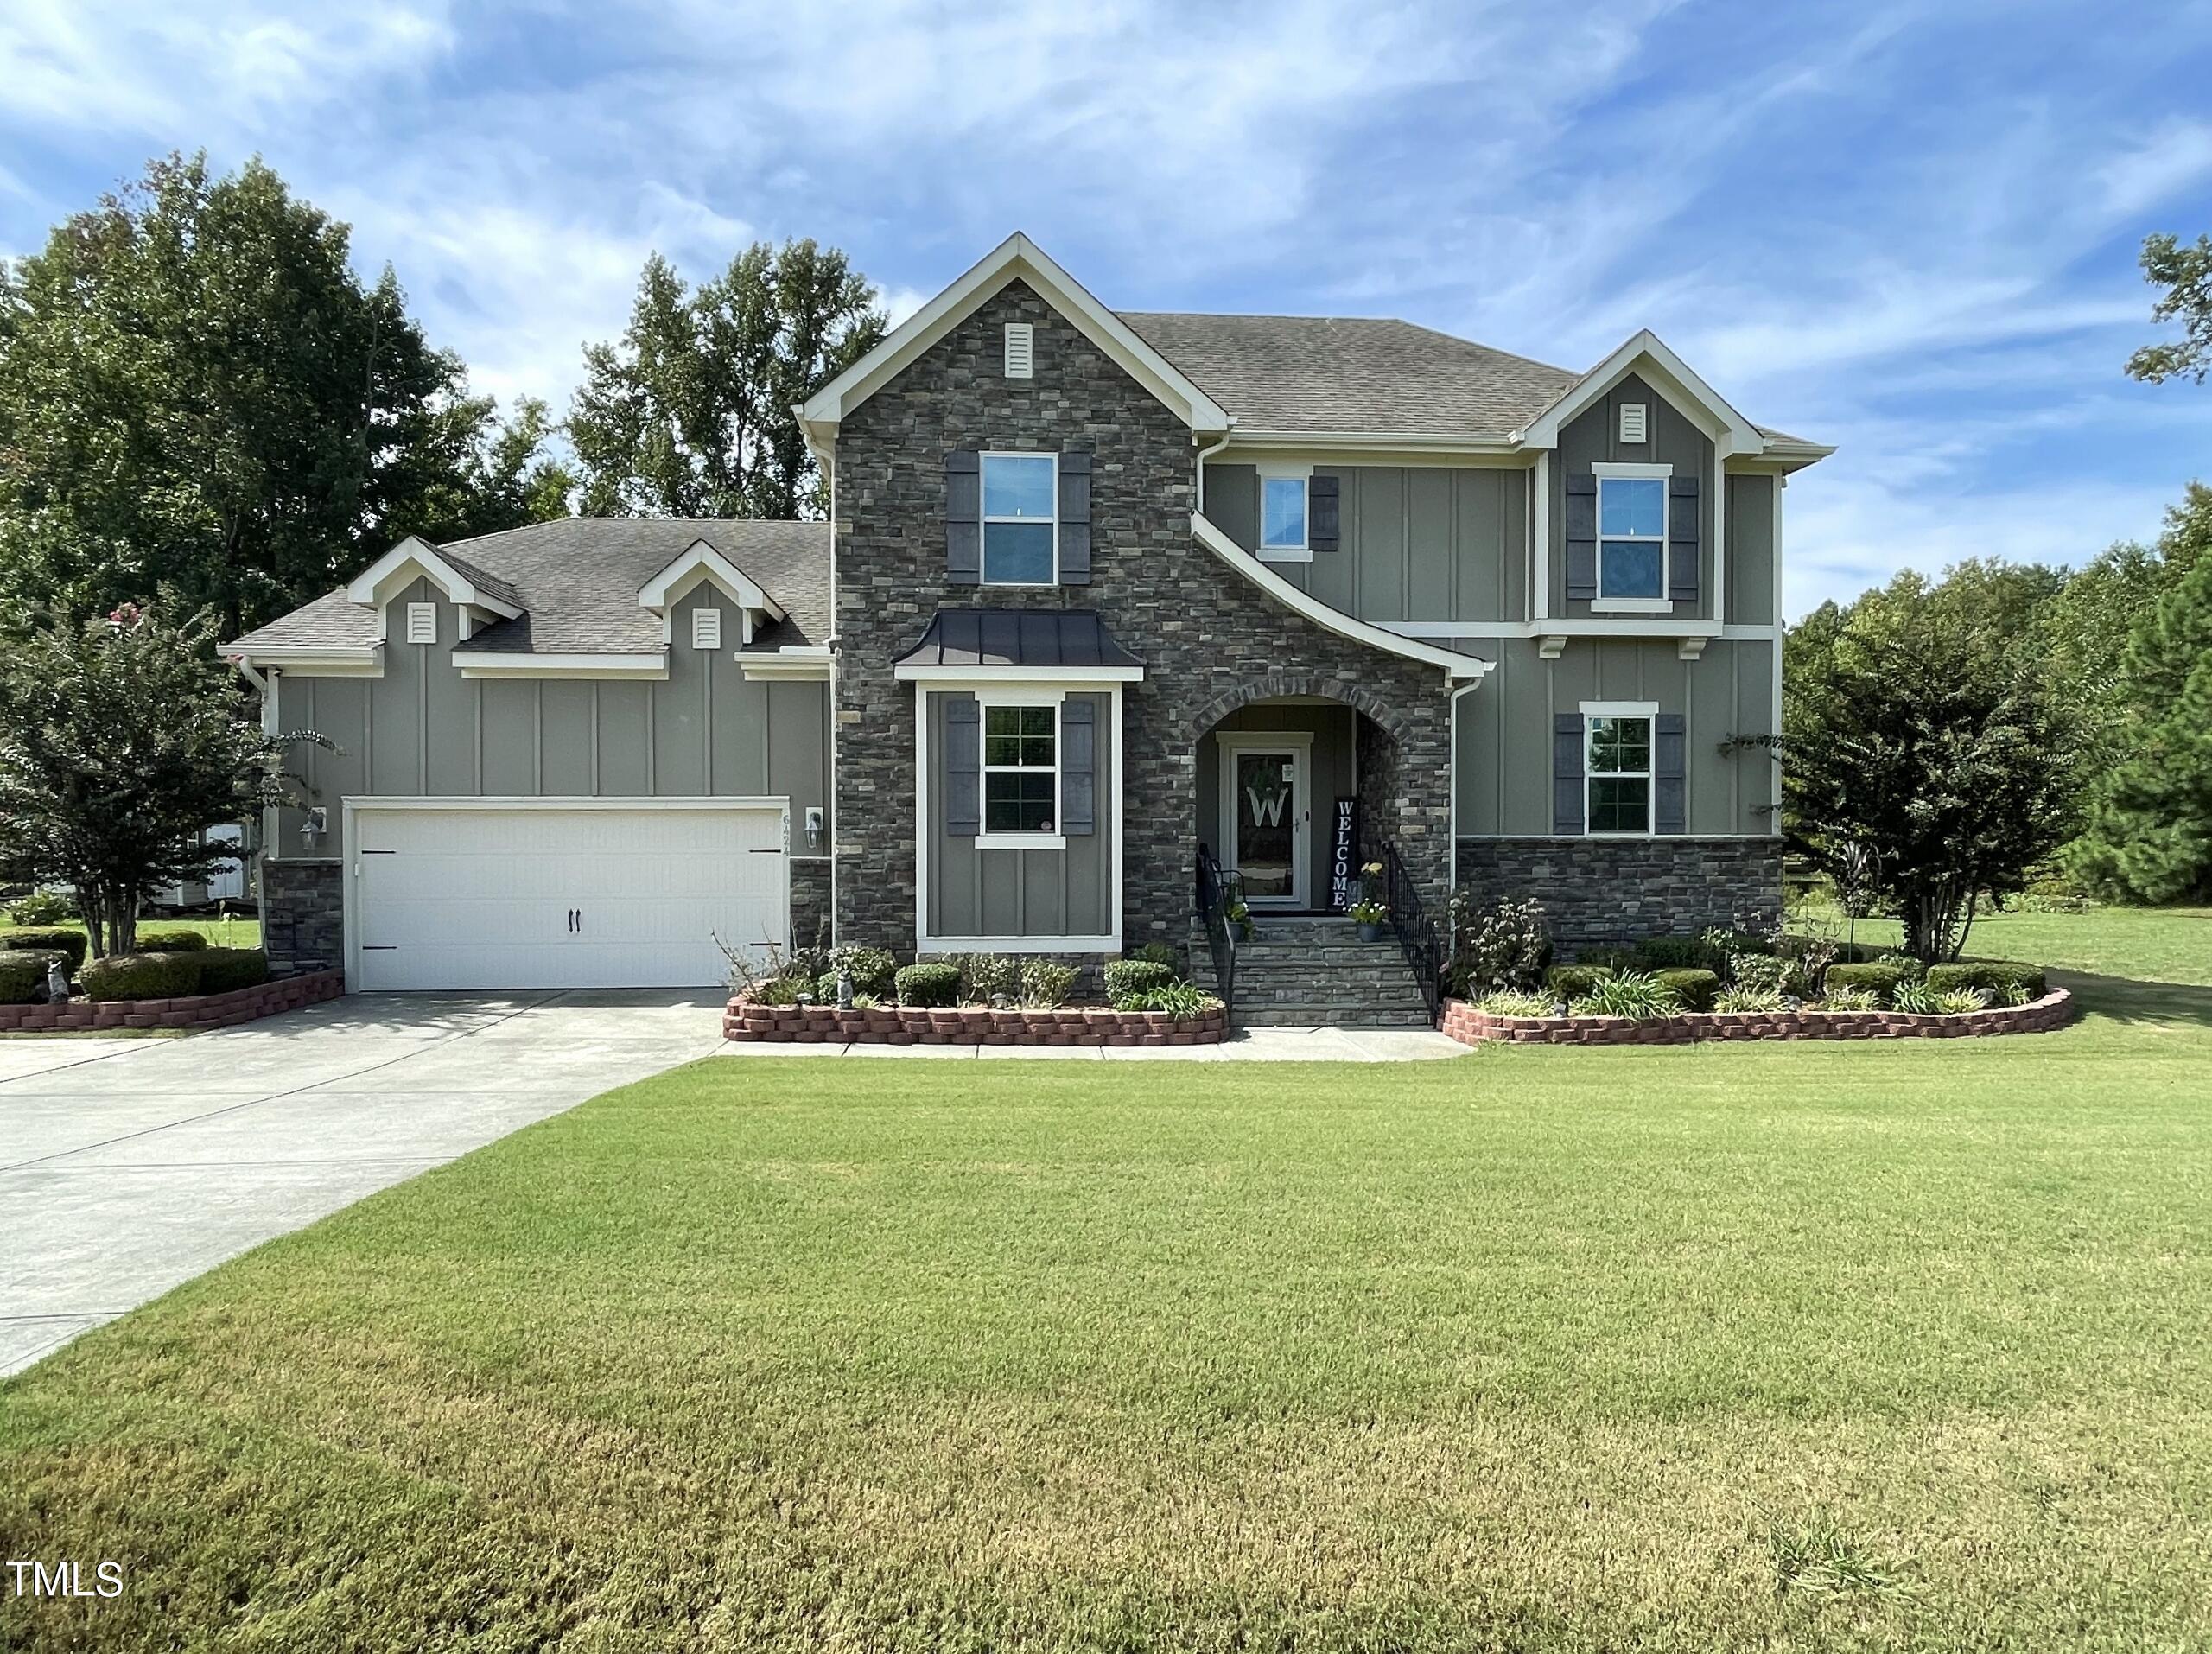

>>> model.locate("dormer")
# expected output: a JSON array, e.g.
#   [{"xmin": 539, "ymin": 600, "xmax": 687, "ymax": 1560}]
[
  {"xmin": 346, "ymin": 536, "xmax": 526, "ymax": 643},
  {"xmin": 637, "ymin": 538, "xmax": 787, "ymax": 647}
]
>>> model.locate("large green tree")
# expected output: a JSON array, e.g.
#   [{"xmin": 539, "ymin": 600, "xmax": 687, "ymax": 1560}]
[
  {"xmin": 0, "ymin": 153, "xmax": 570, "ymax": 637},
  {"xmin": 1783, "ymin": 572, "xmax": 2076, "ymax": 961},
  {"xmin": 2126, "ymin": 230, "xmax": 2212, "ymax": 384},
  {"xmin": 2066, "ymin": 546, "xmax": 2212, "ymax": 903},
  {"xmin": 0, "ymin": 605, "xmax": 308, "ymax": 957},
  {"xmin": 569, "ymin": 239, "xmax": 886, "ymax": 519}
]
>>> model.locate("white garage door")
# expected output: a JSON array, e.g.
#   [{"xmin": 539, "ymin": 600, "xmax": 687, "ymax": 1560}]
[{"xmin": 350, "ymin": 802, "xmax": 788, "ymax": 991}]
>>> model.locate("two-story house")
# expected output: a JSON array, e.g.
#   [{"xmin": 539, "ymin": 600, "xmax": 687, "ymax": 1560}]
[{"xmin": 226, "ymin": 233, "xmax": 1827, "ymax": 1017}]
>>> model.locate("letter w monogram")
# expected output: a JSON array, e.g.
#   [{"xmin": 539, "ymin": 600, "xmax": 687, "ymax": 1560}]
[{"xmin": 1245, "ymin": 788, "xmax": 1287, "ymax": 828}]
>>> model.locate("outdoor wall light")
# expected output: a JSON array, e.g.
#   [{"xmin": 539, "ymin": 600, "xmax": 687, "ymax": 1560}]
[
  {"xmin": 299, "ymin": 806, "xmax": 327, "ymax": 849},
  {"xmin": 804, "ymin": 805, "xmax": 824, "ymax": 850}
]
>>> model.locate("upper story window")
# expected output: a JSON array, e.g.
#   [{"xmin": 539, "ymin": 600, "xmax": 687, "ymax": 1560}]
[
  {"xmin": 1594, "ymin": 464, "xmax": 1668, "ymax": 601},
  {"xmin": 982, "ymin": 452, "xmax": 1057, "ymax": 584},
  {"xmin": 1586, "ymin": 711, "xmax": 1653, "ymax": 835},
  {"xmin": 1259, "ymin": 470, "xmax": 1309, "ymax": 558},
  {"xmin": 982, "ymin": 703, "xmax": 1057, "ymax": 833}
]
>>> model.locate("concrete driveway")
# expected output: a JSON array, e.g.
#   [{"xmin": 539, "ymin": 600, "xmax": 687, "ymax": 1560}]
[{"xmin": 0, "ymin": 991, "xmax": 727, "ymax": 1376}]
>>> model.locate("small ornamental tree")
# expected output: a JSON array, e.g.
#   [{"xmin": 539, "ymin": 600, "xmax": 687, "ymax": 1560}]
[
  {"xmin": 1783, "ymin": 574, "xmax": 2075, "ymax": 962},
  {"xmin": 0, "ymin": 605, "xmax": 307, "ymax": 957}
]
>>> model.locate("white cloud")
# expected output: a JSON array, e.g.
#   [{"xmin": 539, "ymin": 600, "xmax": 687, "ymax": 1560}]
[{"xmin": 2095, "ymin": 118, "xmax": 2212, "ymax": 218}]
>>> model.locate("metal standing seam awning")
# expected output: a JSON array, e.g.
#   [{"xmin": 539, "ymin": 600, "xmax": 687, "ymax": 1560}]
[{"xmin": 893, "ymin": 608, "xmax": 1147, "ymax": 677}]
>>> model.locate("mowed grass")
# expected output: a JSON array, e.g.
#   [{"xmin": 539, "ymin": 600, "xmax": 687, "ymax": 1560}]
[{"xmin": 3, "ymin": 918, "xmax": 2209, "ymax": 1651}]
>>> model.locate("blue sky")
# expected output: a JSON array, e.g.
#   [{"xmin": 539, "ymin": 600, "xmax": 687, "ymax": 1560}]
[{"xmin": 4, "ymin": 0, "xmax": 2211, "ymax": 616}]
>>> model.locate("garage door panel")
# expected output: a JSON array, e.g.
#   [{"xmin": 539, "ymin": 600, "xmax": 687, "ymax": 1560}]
[{"xmin": 350, "ymin": 804, "xmax": 786, "ymax": 991}]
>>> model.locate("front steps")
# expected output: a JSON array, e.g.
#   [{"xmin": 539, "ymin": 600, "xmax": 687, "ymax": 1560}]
[{"xmin": 1188, "ymin": 915, "xmax": 1435, "ymax": 1028}]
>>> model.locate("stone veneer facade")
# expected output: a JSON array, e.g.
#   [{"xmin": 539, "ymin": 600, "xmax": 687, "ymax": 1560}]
[
  {"xmin": 261, "ymin": 860, "xmax": 345, "ymax": 976},
  {"xmin": 787, "ymin": 858, "xmax": 833, "ymax": 955},
  {"xmin": 1454, "ymin": 837, "xmax": 1783, "ymax": 956},
  {"xmin": 832, "ymin": 280, "xmax": 1456, "ymax": 957}
]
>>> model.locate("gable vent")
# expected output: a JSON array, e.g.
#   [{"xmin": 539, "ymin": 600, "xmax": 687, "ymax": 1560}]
[
  {"xmin": 405, "ymin": 601, "xmax": 436, "ymax": 645},
  {"xmin": 692, "ymin": 607, "xmax": 723, "ymax": 651},
  {"xmin": 1003, "ymin": 322, "xmax": 1034, "ymax": 379},
  {"xmin": 1618, "ymin": 402, "xmax": 1649, "ymax": 445}
]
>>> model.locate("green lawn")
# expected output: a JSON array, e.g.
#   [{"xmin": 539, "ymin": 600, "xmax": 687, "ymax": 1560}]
[
  {"xmin": 1804, "ymin": 901, "xmax": 2212, "ymax": 987},
  {"xmin": 62, "ymin": 913, "xmax": 264, "ymax": 951},
  {"xmin": 3, "ymin": 916, "xmax": 2209, "ymax": 1650}
]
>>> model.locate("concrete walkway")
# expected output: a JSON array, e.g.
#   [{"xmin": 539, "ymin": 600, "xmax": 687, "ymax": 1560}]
[
  {"xmin": 0, "ymin": 991, "xmax": 726, "ymax": 1376},
  {"xmin": 715, "ymin": 1026, "xmax": 1471, "ymax": 1061}
]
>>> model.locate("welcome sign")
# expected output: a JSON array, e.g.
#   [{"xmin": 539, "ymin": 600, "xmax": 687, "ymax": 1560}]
[{"xmin": 1329, "ymin": 798, "xmax": 1358, "ymax": 912}]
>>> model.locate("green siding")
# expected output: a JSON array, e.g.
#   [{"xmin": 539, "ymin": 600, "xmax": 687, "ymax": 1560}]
[
  {"xmin": 1726, "ymin": 473, "xmax": 1777, "ymax": 627},
  {"xmin": 1548, "ymin": 373, "xmax": 1716, "ymax": 620}
]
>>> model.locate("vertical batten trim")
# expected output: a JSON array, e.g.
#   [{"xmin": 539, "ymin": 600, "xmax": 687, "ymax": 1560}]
[
  {"xmin": 1770, "ymin": 479, "xmax": 1785, "ymax": 831},
  {"xmin": 590, "ymin": 683, "xmax": 601, "ymax": 796},
  {"xmin": 531, "ymin": 681, "xmax": 543, "ymax": 793},
  {"xmin": 702, "ymin": 649, "xmax": 715, "ymax": 793},
  {"xmin": 1531, "ymin": 453, "xmax": 1550, "ymax": 622}
]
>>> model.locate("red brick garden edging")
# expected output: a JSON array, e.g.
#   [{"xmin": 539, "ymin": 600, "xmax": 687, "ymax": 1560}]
[
  {"xmin": 0, "ymin": 969, "xmax": 346, "ymax": 1034},
  {"xmin": 724, "ymin": 995, "xmax": 1228, "ymax": 1046},
  {"xmin": 1440, "ymin": 987, "xmax": 2075, "ymax": 1046}
]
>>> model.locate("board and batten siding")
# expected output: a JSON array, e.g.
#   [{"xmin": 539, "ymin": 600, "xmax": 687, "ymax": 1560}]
[
  {"xmin": 1452, "ymin": 637, "xmax": 1777, "ymax": 838},
  {"xmin": 1548, "ymin": 372, "xmax": 1716, "ymax": 621},
  {"xmin": 925, "ymin": 689, "xmax": 1115, "ymax": 940},
  {"xmin": 1724, "ymin": 472, "xmax": 1777, "ymax": 628},
  {"xmin": 268, "ymin": 577, "xmax": 830, "ymax": 858},
  {"xmin": 1206, "ymin": 463, "xmax": 1528, "ymax": 625}
]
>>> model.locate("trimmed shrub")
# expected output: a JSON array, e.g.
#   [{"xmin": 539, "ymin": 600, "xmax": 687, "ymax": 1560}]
[
  {"xmin": 1823, "ymin": 962, "xmax": 1907, "ymax": 1005},
  {"xmin": 1568, "ymin": 971, "xmax": 1680, "ymax": 1020},
  {"xmin": 894, "ymin": 962, "xmax": 962, "ymax": 1008},
  {"xmin": 4, "ymin": 891, "xmax": 75, "ymax": 926},
  {"xmin": 1134, "ymin": 941, "xmax": 1179, "ymax": 970},
  {"xmin": 1103, "ymin": 959, "xmax": 1177, "ymax": 1004},
  {"xmin": 1116, "ymin": 983, "xmax": 1215, "ymax": 1021},
  {"xmin": 0, "ymin": 926, "xmax": 87, "ymax": 971},
  {"xmin": 827, "ymin": 945, "xmax": 898, "ymax": 1000},
  {"xmin": 1019, "ymin": 958, "xmax": 1077, "ymax": 1009},
  {"xmin": 137, "ymin": 932, "xmax": 209, "ymax": 953},
  {"xmin": 1924, "ymin": 961, "xmax": 2046, "ymax": 1001},
  {"xmin": 1653, "ymin": 967, "xmax": 1720, "ymax": 1011},
  {"xmin": 194, "ymin": 949, "xmax": 270, "ymax": 994},
  {"xmin": 0, "ymin": 949, "xmax": 58, "ymax": 1004},
  {"xmin": 1634, "ymin": 933, "xmax": 1719, "ymax": 970},
  {"xmin": 1545, "ymin": 964, "xmax": 1613, "ymax": 1001},
  {"xmin": 79, "ymin": 953, "xmax": 204, "ymax": 1002}
]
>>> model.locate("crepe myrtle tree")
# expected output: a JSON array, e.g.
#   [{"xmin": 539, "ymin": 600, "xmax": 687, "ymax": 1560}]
[
  {"xmin": 1777, "ymin": 574, "xmax": 2076, "ymax": 963},
  {"xmin": 0, "ymin": 604, "xmax": 315, "ymax": 957}
]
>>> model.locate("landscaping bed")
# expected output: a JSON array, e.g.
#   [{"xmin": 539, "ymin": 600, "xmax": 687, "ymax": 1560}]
[
  {"xmin": 727, "ymin": 945, "xmax": 1226, "ymax": 1046},
  {"xmin": 0, "ymin": 965, "xmax": 343, "ymax": 1033},
  {"xmin": 1445, "ymin": 985, "xmax": 2074, "ymax": 1045},
  {"xmin": 0, "ymin": 927, "xmax": 337, "ymax": 1034}
]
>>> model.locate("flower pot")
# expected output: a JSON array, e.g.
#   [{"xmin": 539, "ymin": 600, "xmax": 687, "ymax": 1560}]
[{"xmin": 1357, "ymin": 922, "xmax": 1384, "ymax": 943}]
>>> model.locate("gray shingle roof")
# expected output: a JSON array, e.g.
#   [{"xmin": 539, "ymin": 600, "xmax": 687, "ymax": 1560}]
[
  {"xmin": 896, "ymin": 608, "xmax": 1144, "ymax": 670},
  {"xmin": 229, "ymin": 518, "xmax": 831, "ymax": 658},
  {"xmin": 1119, "ymin": 311, "xmax": 1584, "ymax": 439}
]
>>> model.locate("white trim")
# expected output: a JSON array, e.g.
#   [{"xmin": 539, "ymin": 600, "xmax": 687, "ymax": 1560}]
[
  {"xmin": 1771, "ymin": 476, "xmax": 1785, "ymax": 831},
  {"xmin": 921, "ymin": 935, "xmax": 1122, "ymax": 956},
  {"xmin": 1590, "ymin": 461, "xmax": 1671, "ymax": 606},
  {"xmin": 1590, "ymin": 462, "xmax": 1672, "ymax": 478},
  {"xmin": 1378, "ymin": 619, "xmax": 1778, "ymax": 641},
  {"xmin": 1580, "ymin": 705, "xmax": 1656, "ymax": 839},
  {"xmin": 339, "ymin": 795, "xmax": 791, "ymax": 994},
  {"xmin": 975, "ymin": 832, "xmax": 1067, "ymax": 852},
  {"xmin": 974, "ymin": 684, "xmax": 1067, "ymax": 709},
  {"xmin": 798, "ymin": 232, "xmax": 1232, "ymax": 444},
  {"xmin": 981, "ymin": 450, "xmax": 1059, "ymax": 586},
  {"xmin": 636, "ymin": 539, "xmax": 785, "ymax": 622},
  {"xmin": 739, "ymin": 654, "xmax": 836, "ymax": 681},
  {"xmin": 228, "ymin": 646, "xmax": 384, "ymax": 677},
  {"xmin": 1592, "ymin": 598, "xmax": 1673, "ymax": 614},
  {"xmin": 1217, "ymin": 732, "xmax": 1313, "ymax": 909},
  {"xmin": 1221, "ymin": 429, "xmax": 1523, "ymax": 455},
  {"xmin": 345, "ymin": 537, "xmax": 524, "ymax": 617},
  {"xmin": 1191, "ymin": 511, "xmax": 1487, "ymax": 681},
  {"xmin": 1256, "ymin": 462, "xmax": 1313, "ymax": 561},
  {"xmin": 450, "ymin": 652, "xmax": 669, "ymax": 679},
  {"xmin": 1516, "ymin": 330, "xmax": 1764, "ymax": 458},
  {"xmin": 894, "ymin": 664, "xmax": 1145, "ymax": 685}
]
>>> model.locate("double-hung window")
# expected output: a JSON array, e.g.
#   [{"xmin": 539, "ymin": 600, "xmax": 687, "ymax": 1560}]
[
  {"xmin": 982, "ymin": 453, "xmax": 1057, "ymax": 584},
  {"xmin": 1586, "ymin": 711, "xmax": 1654, "ymax": 835},
  {"xmin": 1258, "ymin": 468, "xmax": 1309, "ymax": 560},
  {"xmin": 1593, "ymin": 463, "xmax": 1668, "ymax": 603},
  {"xmin": 982, "ymin": 704, "xmax": 1058, "ymax": 835}
]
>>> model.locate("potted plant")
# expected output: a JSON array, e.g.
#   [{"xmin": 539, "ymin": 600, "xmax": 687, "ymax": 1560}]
[{"xmin": 1349, "ymin": 862, "xmax": 1389, "ymax": 941}]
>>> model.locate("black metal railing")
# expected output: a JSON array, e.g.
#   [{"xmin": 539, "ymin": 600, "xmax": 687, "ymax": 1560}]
[
  {"xmin": 1195, "ymin": 844, "xmax": 1239, "ymax": 1027},
  {"xmin": 1380, "ymin": 843, "xmax": 1444, "ymax": 1023}
]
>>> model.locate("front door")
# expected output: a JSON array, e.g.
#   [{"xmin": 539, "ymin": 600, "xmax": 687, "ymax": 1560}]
[{"xmin": 1224, "ymin": 745, "xmax": 1306, "ymax": 909}]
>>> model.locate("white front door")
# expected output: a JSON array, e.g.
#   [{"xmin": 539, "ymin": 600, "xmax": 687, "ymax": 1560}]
[
  {"xmin": 1220, "ymin": 742, "xmax": 1307, "ymax": 910},
  {"xmin": 348, "ymin": 801, "xmax": 788, "ymax": 991}
]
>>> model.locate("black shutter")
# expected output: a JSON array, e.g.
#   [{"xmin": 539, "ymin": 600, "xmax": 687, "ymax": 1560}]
[
  {"xmin": 1058, "ymin": 452, "xmax": 1091, "ymax": 586},
  {"xmin": 946, "ymin": 450, "xmax": 981, "ymax": 585},
  {"xmin": 1554, "ymin": 713, "xmax": 1586, "ymax": 835},
  {"xmin": 1060, "ymin": 698, "xmax": 1096, "ymax": 835},
  {"xmin": 1668, "ymin": 475, "xmax": 1700, "ymax": 605},
  {"xmin": 1654, "ymin": 712, "xmax": 1687, "ymax": 834},
  {"xmin": 944, "ymin": 695, "xmax": 981, "ymax": 837},
  {"xmin": 1565, "ymin": 474, "xmax": 1598, "ymax": 601},
  {"xmin": 1309, "ymin": 473, "xmax": 1340, "ymax": 552}
]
